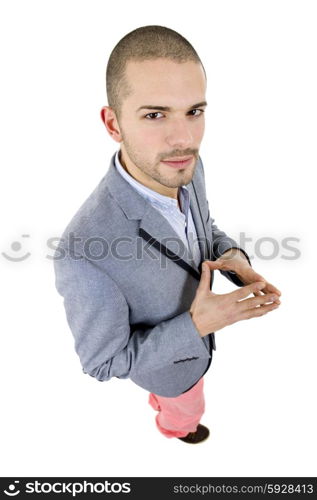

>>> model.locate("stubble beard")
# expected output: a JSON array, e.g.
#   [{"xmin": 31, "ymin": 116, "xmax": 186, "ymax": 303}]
[{"xmin": 121, "ymin": 135, "xmax": 198, "ymax": 188}]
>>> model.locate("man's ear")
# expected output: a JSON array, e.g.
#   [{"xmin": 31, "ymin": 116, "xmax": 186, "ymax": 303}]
[
  {"xmin": 100, "ymin": 106, "xmax": 107, "ymax": 124},
  {"xmin": 100, "ymin": 106, "xmax": 122, "ymax": 143}
]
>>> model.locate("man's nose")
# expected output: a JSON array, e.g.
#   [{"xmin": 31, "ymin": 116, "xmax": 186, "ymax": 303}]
[{"xmin": 165, "ymin": 119, "xmax": 193, "ymax": 148}]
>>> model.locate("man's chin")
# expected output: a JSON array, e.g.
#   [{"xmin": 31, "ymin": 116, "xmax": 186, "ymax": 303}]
[{"xmin": 162, "ymin": 172, "xmax": 195, "ymax": 188}]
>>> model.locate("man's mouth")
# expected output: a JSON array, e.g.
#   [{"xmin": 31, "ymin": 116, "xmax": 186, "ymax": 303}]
[{"xmin": 161, "ymin": 156, "xmax": 194, "ymax": 169}]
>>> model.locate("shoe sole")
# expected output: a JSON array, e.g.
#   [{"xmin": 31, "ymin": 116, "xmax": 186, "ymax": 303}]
[{"xmin": 178, "ymin": 432, "xmax": 210, "ymax": 444}]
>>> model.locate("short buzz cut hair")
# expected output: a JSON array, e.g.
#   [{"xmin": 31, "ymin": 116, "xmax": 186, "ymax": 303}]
[{"xmin": 105, "ymin": 25, "xmax": 206, "ymax": 121}]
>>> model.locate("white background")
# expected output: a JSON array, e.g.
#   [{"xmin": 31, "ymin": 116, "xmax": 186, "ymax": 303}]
[{"xmin": 0, "ymin": 0, "xmax": 316, "ymax": 477}]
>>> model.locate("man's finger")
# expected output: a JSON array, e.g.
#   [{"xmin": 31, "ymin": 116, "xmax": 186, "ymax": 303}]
[
  {"xmin": 240, "ymin": 293, "xmax": 280, "ymax": 310},
  {"xmin": 232, "ymin": 281, "xmax": 266, "ymax": 301},
  {"xmin": 204, "ymin": 259, "xmax": 229, "ymax": 271},
  {"xmin": 197, "ymin": 262, "xmax": 213, "ymax": 294},
  {"xmin": 247, "ymin": 277, "xmax": 281, "ymax": 297},
  {"xmin": 252, "ymin": 289, "xmax": 266, "ymax": 306},
  {"xmin": 263, "ymin": 281, "xmax": 282, "ymax": 296}
]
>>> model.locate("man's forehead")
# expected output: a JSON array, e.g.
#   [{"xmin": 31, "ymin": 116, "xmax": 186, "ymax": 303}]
[
  {"xmin": 125, "ymin": 58, "xmax": 204, "ymax": 76},
  {"xmin": 124, "ymin": 59, "xmax": 206, "ymax": 105}
]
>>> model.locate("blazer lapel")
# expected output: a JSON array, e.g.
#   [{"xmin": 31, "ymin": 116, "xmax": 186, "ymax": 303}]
[
  {"xmin": 138, "ymin": 204, "xmax": 202, "ymax": 281},
  {"xmin": 138, "ymin": 177, "xmax": 212, "ymax": 281},
  {"xmin": 186, "ymin": 181, "xmax": 211, "ymax": 267}
]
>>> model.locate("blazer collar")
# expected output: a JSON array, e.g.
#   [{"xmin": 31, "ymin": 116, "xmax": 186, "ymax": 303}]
[{"xmin": 104, "ymin": 152, "xmax": 209, "ymax": 280}]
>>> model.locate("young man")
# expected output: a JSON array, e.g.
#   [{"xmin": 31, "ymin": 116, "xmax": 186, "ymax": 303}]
[{"xmin": 53, "ymin": 25, "xmax": 281, "ymax": 444}]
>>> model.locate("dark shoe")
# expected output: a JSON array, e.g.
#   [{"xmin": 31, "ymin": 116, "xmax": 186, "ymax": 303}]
[{"xmin": 177, "ymin": 424, "xmax": 210, "ymax": 444}]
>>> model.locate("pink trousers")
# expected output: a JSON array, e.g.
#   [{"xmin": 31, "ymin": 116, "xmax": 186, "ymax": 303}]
[{"xmin": 148, "ymin": 377, "xmax": 205, "ymax": 438}]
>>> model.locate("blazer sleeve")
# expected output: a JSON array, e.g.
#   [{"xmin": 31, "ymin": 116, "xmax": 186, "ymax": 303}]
[{"xmin": 53, "ymin": 250, "xmax": 211, "ymax": 383}]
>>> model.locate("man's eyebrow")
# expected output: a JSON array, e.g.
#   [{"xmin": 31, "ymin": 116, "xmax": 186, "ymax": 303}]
[{"xmin": 136, "ymin": 101, "xmax": 208, "ymax": 112}]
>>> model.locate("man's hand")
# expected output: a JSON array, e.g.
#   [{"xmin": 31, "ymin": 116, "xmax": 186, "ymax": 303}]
[
  {"xmin": 189, "ymin": 263, "xmax": 281, "ymax": 338},
  {"xmin": 205, "ymin": 249, "xmax": 282, "ymax": 305}
]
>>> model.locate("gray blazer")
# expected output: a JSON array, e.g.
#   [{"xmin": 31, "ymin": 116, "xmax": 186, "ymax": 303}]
[{"xmin": 53, "ymin": 153, "xmax": 251, "ymax": 397}]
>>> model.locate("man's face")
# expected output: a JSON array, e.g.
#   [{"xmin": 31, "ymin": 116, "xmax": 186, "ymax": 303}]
[{"xmin": 115, "ymin": 58, "xmax": 207, "ymax": 191}]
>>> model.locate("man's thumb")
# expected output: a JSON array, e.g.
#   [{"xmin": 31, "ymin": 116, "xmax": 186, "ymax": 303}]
[{"xmin": 197, "ymin": 262, "xmax": 210, "ymax": 291}]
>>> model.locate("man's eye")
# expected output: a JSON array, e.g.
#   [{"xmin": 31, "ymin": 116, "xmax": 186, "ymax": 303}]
[
  {"xmin": 144, "ymin": 109, "xmax": 205, "ymax": 119},
  {"xmin": 145, "ymin": 112, "xmax": 163, "ymax": 119},
  {"xmin": 189, "ymin": 109, "xmax": 205, "ymax": 116}
]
